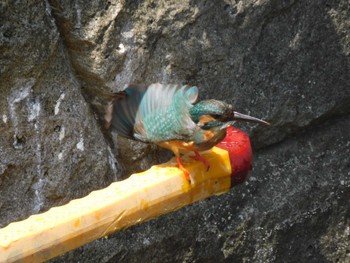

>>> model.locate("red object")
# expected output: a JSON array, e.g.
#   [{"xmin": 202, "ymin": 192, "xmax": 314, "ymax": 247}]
[{"xmin": 216, "ymin": 126, "xmax": 252, "ymax": 185}]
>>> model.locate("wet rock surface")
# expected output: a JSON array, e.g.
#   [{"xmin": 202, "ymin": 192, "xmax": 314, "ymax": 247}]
[{"xmin": 1, "ymin": 0, "xmax": 349, "ymax": 262}]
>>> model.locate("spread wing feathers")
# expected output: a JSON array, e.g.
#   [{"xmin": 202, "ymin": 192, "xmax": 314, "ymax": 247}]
[
  {"xmin": 110, "ymin": 84, "xmax": 148, "ymax": 140},
  {"xmin": 110, "ymin": 83, "xmax": 199, "ymax": 143}
]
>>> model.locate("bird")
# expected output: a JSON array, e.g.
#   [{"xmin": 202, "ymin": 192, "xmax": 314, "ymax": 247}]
[{"xmin": 105, "ymin": 83, "xmax": 269, "ymax": 181}]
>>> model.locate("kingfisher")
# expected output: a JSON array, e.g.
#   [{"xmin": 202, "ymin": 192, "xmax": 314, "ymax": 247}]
[{"xmin": 105, "ymin": 83, "xmax": 269, "ymax": 180}]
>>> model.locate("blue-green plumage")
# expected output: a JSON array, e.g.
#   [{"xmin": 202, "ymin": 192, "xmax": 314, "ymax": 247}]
[
  {"xmin": 106, "ymin": 83, "xmax": 269, "ymax": 175},
  {"xmin": 189, "ymin": 100, "xmax": 231, "ymax": 123},
  {"xmin": 109, "ymin": 83, "xmax": 199, "ymax": 143}
]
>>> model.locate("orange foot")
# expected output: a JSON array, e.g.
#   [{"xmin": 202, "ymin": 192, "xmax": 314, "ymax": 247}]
[
  {"xmin": 190, "ymin": 151, "xmax": 210, "ymax": 171},
  {"xmin": 176, "ymin": 156, "xmax": 191, "ymax": 182}
]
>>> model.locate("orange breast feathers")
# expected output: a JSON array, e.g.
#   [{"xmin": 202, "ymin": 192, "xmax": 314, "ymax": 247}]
[
  {"xmin": 201, "ymin": 129, "xmax": 216, "ymax": 141},
  {"xmin": 158, "ymin": 141, "xmax": 196, "ymax": 156},
  {"xmin": 157, "ymin": 129, "xmax": 220, "ymax": 156},
  {"xmin": 198, "ymin": 115, "xmax": 216, "ymax": 126},
  {"xmin": 157, "ymin": 115, "xmax": 223, "ymax": 156}
]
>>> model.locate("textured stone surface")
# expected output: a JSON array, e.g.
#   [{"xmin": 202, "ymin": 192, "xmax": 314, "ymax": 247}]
[
  {"xmin": 0, "ymin": 1, "xmax": 118, "ymax": 227},
  {"xmin": 1, "ymin": 0, "xmax": 349, "ymax": 262}
]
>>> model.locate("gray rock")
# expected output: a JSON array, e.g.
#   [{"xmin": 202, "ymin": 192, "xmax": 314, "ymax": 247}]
[
  {"xmin": 0, "ymin": 1, "xmax": 118, "ymax": 227},
  {"xmin": 1, "ymin": 0, "xmax": 349, "ymax": 262}
]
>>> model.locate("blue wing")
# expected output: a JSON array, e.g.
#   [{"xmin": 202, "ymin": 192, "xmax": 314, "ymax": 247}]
[
  {"xmin": 109, "ymin": 84, "xmax": 147, "ymax": 140},
  {"xmin": 110, "ymin": 83, "xmax": 199, "ymax": 143}
]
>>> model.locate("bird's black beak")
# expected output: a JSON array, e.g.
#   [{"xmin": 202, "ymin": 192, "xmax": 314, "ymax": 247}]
[{"xmin": 233, "ymin": 111, "xmax": 270, "ymax": 126}]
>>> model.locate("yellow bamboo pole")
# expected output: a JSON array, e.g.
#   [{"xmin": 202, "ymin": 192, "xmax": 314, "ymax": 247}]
[{"xmin": 0, "ymin": 146, "xmax": 233, "ymax": 263}]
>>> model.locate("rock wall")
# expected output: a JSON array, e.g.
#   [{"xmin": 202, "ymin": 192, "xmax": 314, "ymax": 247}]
[
  {"xmin": 0, "ymin": 1, "xmax": 118, "ymax": 226},
  {"xmin": 1, "ymin": 0, "xmax": 349, "ymax": 262}
]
